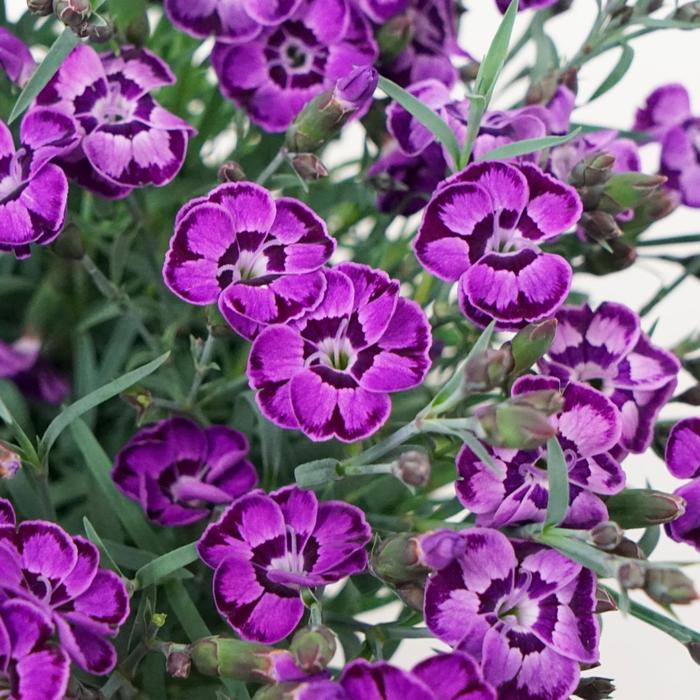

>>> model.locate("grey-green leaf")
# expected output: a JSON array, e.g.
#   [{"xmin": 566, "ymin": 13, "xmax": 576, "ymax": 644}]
[
  {"xmin": 589, "ymin": 44, "xmax": 634, "ymax": 102},
  {"xmin": 545, "ymin": 436, "xmax": 569, "ymax": 526},
  {"xmin": 135, "ymin": 542, "xmax": 199, "ymax": 589},
  {"xmin": 476, "ymin": 128, "xmax": 582, "ymax": 162},
  {"xmin": 475, "ymin": 0, "xmax": 519, "ymax": 101}
]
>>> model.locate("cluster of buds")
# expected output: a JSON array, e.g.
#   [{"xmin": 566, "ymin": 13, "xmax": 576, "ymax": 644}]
[
  {"xmin": 674, "ymin": 1, "xmax": 700, "ymax": 22},
  {"xmin": 525, "ymin": 68, "xmax": 577, "ymax": 108},
  {"xmin": 27, "ymin": 0, "xmax": 114, "ymax": 42}
]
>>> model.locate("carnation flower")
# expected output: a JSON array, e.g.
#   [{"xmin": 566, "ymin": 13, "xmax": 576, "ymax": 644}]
[
  {"xmin": 424, "ymin": 528, "xmax": 599, "ymax": 700},
  {"xmin": 247, "ymin": 263, "xmax": 432, "ymax": 442},
  {"xmin": 197, "ymin": 485, "xmax": 371, "ymax": 643},
  {"xmin": 112, "ymin": 417, "xmax": 258, "ymax": 526},
  {"xmin": 211, "ymin": 0, "xmax": 377, "ymax": 132},
  {"xmin": 414, "ymin": 160, "xmax": 582, "ymax": 329},
  {"xmin": 0, "ymin": 26, "xmax": 36, "ymax": 87},
  {"xmin": 0, "ymin": 499, "xmax": 130, "ymax": 675},
  {"xmin": 163, "ymin": 181, "xmax": 335, "ymax": 340},
  {"xmin": 0, "ymin": 109, "xmax": 79, "ymax": 258},
  {"xmin": 35, "ymin": 44, "xmax": 195, "ymax": 199},
  {"xmin": 541, "ymin": 301, "xmax": 680, "ymax": 452}
]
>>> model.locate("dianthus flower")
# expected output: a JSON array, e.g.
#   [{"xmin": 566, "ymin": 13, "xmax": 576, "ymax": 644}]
[
  {"xmin": 457, "ymin": 375, "xmax": 625, "ymax": 529},
  {"xmin": 0, "ymin": 26, "xmax": 35, "ymax": 87},
  {"xmin": 541, "ymin": 301, "xmax": 680, "ymax": 452},
  {"xmin": 163, "ymin": 181, "xmax": 335, "ymax": 340},
  {"xmin": 247, "ymin": 263, "xmax": 432, "ymax": 442},
  {"xmin": 414, "ymin": 160, "xmax": 582, "ymax": 329},
  {"xmin": 112, "ymin": 417, "xmax": 258, "ymax": 526},
  {"xmin": 0, "ymin": 499, "xmax": 130, "ymax": 675},
  {"xmin": 635, "ymin": 84, "xmax": 700, "ymax": 206},
  {"xmin": 211, "ymin": 0, "xmax": 377, "ymax": 132},
  {"xmin": 425, "ymin": 529, "xmax": 599, "ymax": 700},
  {"xmin": 34, "ymin": 44, "xmax": 194, "ymax": 199},
  {"xmin": 197, "ymin": 485, "xmax": 371, "ymax": 643},
  {"xmin": 0, "ymin": 109, "xmax": 79, "ymax": 258}
]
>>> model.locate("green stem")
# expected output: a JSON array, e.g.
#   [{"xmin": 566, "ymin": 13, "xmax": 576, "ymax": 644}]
[
  {"xmin": 342, "ymin": 421, "xmax": 420, "ymax": 469},
  {"xmin": 257, "ymin": 148, "xmax": 288, "ymax": 186},
  {"xmin": 639, "ymin": 255, "xmax": 700, "ymax": 317},
  {"xmin": 637, "ymin": 233, "xmax": 700, "ymax": 247},
  {"xmin": 342, "ymin": 463, "xmax": 395, "ymax": 477},
  {"xmin": 185, "ymin": 331, "xmax": 216, "ymax": 409}
]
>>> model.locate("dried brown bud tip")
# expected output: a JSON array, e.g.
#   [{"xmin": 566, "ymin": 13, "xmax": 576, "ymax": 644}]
[
  {"xmin": 394, "ymin": 449, "xmax": 431, "ymax": 488},
  {"xmin": 218, "ymin": 161, "xmax": 247, "ymax": 183}
]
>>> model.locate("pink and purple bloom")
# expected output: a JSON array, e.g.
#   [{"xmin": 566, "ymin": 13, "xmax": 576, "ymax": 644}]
[
  {"xmin": 414, "ymin": 160, "xmax": 582, "ymax": 330},
  {"xmin": 635, "ymin": 84, "xmax": 700, "ymax": 207},
  {"xmin": 247, "ymin": 263, "xmax": 432, "ymax": 442},
  {"xmin": 541, "ymin": 302, "xmax": 680, "ymax": 453},
  {"xmin": 0, "ymin": 109, "xmax": 79, "ymax": 258},
  {"xmin": 211, "ymin": 0, "xmax": 377, "ymax": 132},
  {"xmin": 197, "ymin": 485, "xmax": 371, "ymax": 643},
  {"xmin": 0, "ymin": 499, "xmax": 130, "ymax": 675},
  {"xmin": 163, "ymin": 181, "xmax": 335, "ymax": 341},
  {"xmin": 457, "ymin": 375, "xmax": 625, "ymax": 529},
  {"xmin": 35, "ymin": 44, "xmax": 195, "ymax": 199},
  {"xmin": 424, "ymin": 528, "xmax": 600, "ymax": 700},
  {"xmin": 112, "ymin": 417, "xmax": 258, "ymax": 526},
  {"xmin": 0, "ymin": 27, "xmax": 36, "ymax": 88}
]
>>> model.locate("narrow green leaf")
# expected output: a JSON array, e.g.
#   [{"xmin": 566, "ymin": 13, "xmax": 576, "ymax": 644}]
[
  {"xmin": 83, "ymin": 517, "xmax": 125, "ymax": 577},
  {"xmin": 545, "ymin": 437, "xmax": 569, "ymax": 526},
  {"xmin": 378, "ymin": 75, "xmax": 461, "ymax": 168},
  {"xmin": 295, "ymin": 458, "xmax": 342, "ymax": 488},
  {"xmin": 632, "ymin": 16, "xmax": 700, "ymax": 30},
  {"xmin": 41, "ymin": 351, "xmax": 170, "ymax": 458},
  {"xmin": 459, "ymin": 430, "xmax": 500, "ymax": 474},
  {"xmin": 588, "ymin": 44, "xmax": 634, "ymax": 102},
  {"xmin": 9, "ymin": 29, "xmax": 79, "ymax": 124},
  {"xmin": 135, "ymin": 542, "xmax": 199, "ymax": 589},
  {"xmin": 638, "ymin": 525, "xmax": 661, "ymax": 557},
  {"xmin": 537, "ymin": 529, "xmax": 616, "ymax": 577},
  {"xmin": 476, "ymin": 128, "xmax": 582, "ymax": 162},
  {"xmin": 475, "ymin": 0, "xmax": 519, "ymax": 101}
]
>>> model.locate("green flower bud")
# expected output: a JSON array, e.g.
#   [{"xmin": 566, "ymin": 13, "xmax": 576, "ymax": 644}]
[
  {"xmin": 189, "ymin": 637, "xmax": 283, "ymax": 682},
  {"xmin": 574, "ymin": 677, "xmax": 616, "ymax": 699},
  {"xmin": 612, "ymin": 537, "xmax": 646, "ymax": 560},
  {"xmin": 606, "ymin": 488, "xmax": 686, "ymax": 528},
  {"xmin": 595, "ymin": 586, "xmax": 618, "ymax": 614},
  {"xmin": 161, "ymin": 643, "xmax": 191, "ymax": 679},
  {"xmin": 394, "ymin": 581, "xmax": 425, "ymax": 611},
  {"xmin": 590, "ymin": 521, "xmax": 624, "ymax": 551},
  {"xmin": 618, "ymin": 561, "xmax": 645, "ymax": 590},
  {"xmin": 477, "ymin": 403, "xmax": 557, "ymax": 450},
  {"xmin": 600, "ymin": 172, "xmax": 667, "ymax": 212},
  {"xmin": 510, "ymin": 319, "xmax": 558, "ymax": 374},
  {"xmin": 570, "ymin": 153, "xmax": 616, "ymax": 189},
  {"xmin": 290, "ymin": 626, "xmax": 336, "ymax": 674},
  {"xmin": 525, "ymin": 72, "xmax": 560, "ymax": 106},
  {"xmin": 464, "ymin": 347, "xmax": 514, "ymax": 391},
  {"xmin": 218, "ymin": 161, "xmax": 247, "ymax": 183},
  {"xmin": 584, "ymin": 239, "xmax": 637, "ymax": 276},
  {"xmin": 291, "ymin": 153, "xmax": 329, "ymax": 181},
  {"xmin": 393, "ymin": 449, "xmax": 431, "ymax": 488},
  {"xmin": 377, "ymin": 13, "xmax": 414, "ymax": 60},
  {"xmin": 371, "ymin": 533, "xmax": 426, "ymax": 586},
  {"xmin": 644, "ymin": 568, "xmax": 699, "ymax": 606},
  {"xmin": 53, "ymin": 0, "xmax": 91, "ymax": 29},
  {"xmin": 580, "ymin": 211, "xmax": 623, "ymax": 243}
]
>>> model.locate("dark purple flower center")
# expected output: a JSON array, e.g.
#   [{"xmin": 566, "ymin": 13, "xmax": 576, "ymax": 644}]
[
  {"xmin": 264, "ymin": 21, "xmax": 328, "ymax": 90},
  {"xmin": 303, "ymin": 318, "xmax": 357, "ymax": 372}
]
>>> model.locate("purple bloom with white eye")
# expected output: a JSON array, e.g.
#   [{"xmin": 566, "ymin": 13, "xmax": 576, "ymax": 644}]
[
  {"xmin": 0, "ymin": 335, "xmax": 70, "ymax": 404},
  {"xmin": 541, "ymin": 301, "xmax": 680, "ymax": 453},
  {"xmin": 247, "ymin": 263, "xmax": 432, "ymax": 442},
  {"xmin": 163, "ymin": 181, "xmax": 335, "ymax": 341},
  {"xmin": 0, "ymin": 27, "xmax": 36, "ymax": 88},
  {"xmin": 112, "ymin": 417, "xmax": 258, "ymax": 526},
  {"xmin": 0, "ymin": 499, "xmax": 130, "ymax": 675},
  {"xmin": 425, "ymin": 529, "xmax": 600, "ymax": 700},
  {"xmin": 414, "ymin": 160, "xmax": 582, "ymax": 330},
  {"xmin": 635, "ymin": 84, "xmax": 700, "ymax": 207},
  {"xmin": 338, "ymin": 653, "xmax": 496, "ymax": 700},
  {"xmin": 0, "ymin": 598, "xmax": 70, "ymax": 700},
  {"xmin": 211, "ymin": 0, "xmax": 377, "ymax": 133},
  {"xmin": 496, "ymin": 0, "xmax": 557, "ymax": 10},
  {"xmin": 197, "ymin": 485, "xmax": 371, "ymax": 643},
  {"xmin": 0, "ymin": 109, "xmax": 79, "ymax": 258},
  {"xmin": 34, "ymin": 44, "xmax": 195, "ymax": 199},
  {"xmin": 457, "ymin": 375, "xmax": 625, "ymax": 529}
]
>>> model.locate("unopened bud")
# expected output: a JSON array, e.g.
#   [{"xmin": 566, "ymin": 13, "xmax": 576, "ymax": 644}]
[
  {"xmin": 417, "ymin": 529, "xmax": 466, "ymax": 570},
  {"xmin": 81, "ymin": 19, "xmax": 114, "ymax": 42},
  {"xmin": 54, "ymin": 0, "xmax": 91, "ymax": 28},
  {"xmin": 581, "ymin": 211, "xmax": 623, "ymax": 243},
  {"xmin": 218, "ymin": 161, "xmax": 246, "ymax": 183},
  {"xmin": 395, "ymin": 581, "xmax": 425, "ymax": 611},
  {"xmin": 0, "ymin": 445, "xmax": 21, "ymax": 479},
  {"xmin": 584, "ymin": 238, "xmax": 637, "ymax": 275},
  {"xmin": 571, "ymin": 153, "xmax": 616, "ymax": 189},
  {"xmin": 512, "ymin": 389, "xmax": 565, "ymax": 415},
  {"xmin": 525, "ymin": 73, "xmax": 559, "ymax": 106},
  {"xmin": 612, "ymin": 537, "xmax": 646, "ymax": 560},
  {"xmin": 394, "ymin": 449, "xmax": 431, "ymax": 488},
  {"xmin": 644, "ymin": 568, "xmax": 699, "ymax": 606},
  {"xmin": 336, "ymin": 66, "xmax": 379, "ymax": 111},
  {"xmin": 600, "ymin": 172, "xmax": 667, "ymax": 211},
  {"xmin": 290, "ymin": 626, "xmax": 336, "ymax": 674},
  {"xmin": 477, "ymin": 402, "xmax": 557, "ymax": 450},
  {"xmin": 460, "ymin": 61, "xmax": 481, "ymax": 83},
  {"xmin": 618, "ymin": 561, "xmax": 646, "ymax": 590},
  {"xmin": 510, "ymin": 319, "xmax": 557, "ymax": 374},
  {"xmin": 595, "ymin": 586, "xmax": 618, "ymax": 613},
  {"xmin": 377, "ymin": 13, "xmax": 414, "ymax": 59},
  {"xmin": 161, "ymin": 643, "xmax": 191, "ymax": 679},
  {"xmin": 121, "ymin": 387, "xmax": 153, "ymax": 421},
  {"xmin": 606, "ymin": 488, "xmax": 686, "ymax": 528},
  {"xmin": 52, "ymin": 223, "xmax": 84, "ymax": 260},
  {"xmin": 574, "ymin": 677, "xmax": 616, "ymax": 699},
  {"xmin": 371, "ymin": 533, "xmax": 426, "ymax": 585},
  {"xmin": 27, "ymin": 0, "xmax": 53, "ymax": 14},
  {"xmin": 464, "ymin": 347, "xmax": 514, "ymax": 391},
  {"xmin": 590, "ymin": 521, "xmax": 624, "ymax": 551},
  {"xmin": 291, "ymin": 154, "xmax": 329, "ymax": 181},
  {"xmin": 674, "ymin": 1, "xmax": 700, "ymax": 22}
]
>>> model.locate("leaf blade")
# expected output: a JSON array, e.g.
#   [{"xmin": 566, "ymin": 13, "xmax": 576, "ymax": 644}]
[
  {"xmin": 545, "ymin": 436, "xmax": 569, "ymax": 526},
  {"xmin": 134, "ymin": 542, "xmax": 199, "ymax": 589},
  {"xmin": 588, "ymin": 44, "xmax": 634, "ymax": 102},
  {"xmin": 476, "ymin": 128, "xmax": 582, "ymax": 162}
]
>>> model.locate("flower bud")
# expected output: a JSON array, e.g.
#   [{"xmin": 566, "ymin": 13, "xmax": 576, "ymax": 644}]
[
  {"xmin": 395, "ymin": 581, "xmax": 425, "ymax": 611},
  {"xmin": 570, "ymin": 153, "xmax": 616, "ymax": 189},
  {"xmin": 161, "ymin": 643, "xmax": 192, "ymax": 679},
  {"xmin": 612, "ymin": 537, "xmax": 646, "ymax": 560},
  {"xmin": 512, "ymin": 389, "xmax": 565, "ymax": 415},
  {"xmin": 594, "ymin": 586, "xmax": 618, "ymax": 614},
  {"xmin": 0, "ymin": 445, "xmax": 21, "ymax": 480},
  {"xmin": 606, "ymin": 488, "xmax": 686, "ymax": 528},
  {"xmin": 618, "ymin": 561, "xmax": 646, "ymax": 590},
  {"xmin": 290, "ymin": 626, "xmax": 336, "ymax": 674},
  {"xmin": 687, "ymin": 641, "xmax": 700, "ymax": 666},
  {"xmin": 53, "ymin": 0, "xmax": 91, "ymax": 28},
  {"xmin": 464, "ymin": 347, "xmax": 514, "ymax": 391},
  {"xmin": 574, "ymin": 677, "xmax": 616, "ymax": 699},
  {"xmin": 121, "ymin": 387, "xmax": 153, "ymax": 422},
  {"xmin": 584, "ymin": 238, "xmax": 637, "ymax": 275},
  {"xmin": 82, "ymin": 19, "xmax": 114, "ymax": 42},
  {"xmin": 371, "ymin": 533, "xmax": 427, "ymax": 586},
  {"xmin": 218, "ymin": 161, "xmax": 247, "ymax": 183},
  {"xmin": 377, "ymin": 13, "xmax": 414, "ymax": 60},
  {"xmin": 600, "ymin": 173, "xmax": 667, "ymax": 212},
  {"xmin": 525, "ymin": 73, "xmax": 560, "ymax": 106},
  {"xmin": 580, "ymin": 211, "xmax": 623, "ymax": 243},
  {"xmin": 336, "ymin": 67, "xmax": 379, "ymax": 112},
  {"xmin": 477, "ymin": 403, "xmax": 557, "ymax": 450},
  {"xmin": 644, "ymin": 568, "xmax": 699, "ymax": 606},
  {"xmin": 291, "ymin": 154, "xmax": 329, "ymax": 181},
  {"xmin": 674, "ymin": 1, "xmax": 700, "ymax": 22},
  {"xmin": 417, "ymin": 529, "xmax": 466, "ymax": 570},
  {"xmin": 460, "ymin": 61, "xmax": 481, "ymax": 82},
  {"xmin": 27, "ymin": 0, "xmax": 53, "ymax": 14},
  {"xmin": 590, "ymin": 521, "xmax": 624, "ymax": 551},
  {"xmin": 393, "ymin": 449, "xmax": 431, "ymax": 488},
  {"xmin": 510, "ymin": 319, "xmax": 557, "ymax": 374}
]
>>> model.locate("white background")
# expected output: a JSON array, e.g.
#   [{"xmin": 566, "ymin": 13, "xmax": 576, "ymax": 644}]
[{"xmin": 5, "ymin": 0, "xmax": 700, "ymax": 697}]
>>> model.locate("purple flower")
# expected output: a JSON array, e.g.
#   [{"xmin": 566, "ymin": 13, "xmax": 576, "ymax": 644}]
[
  {"xmin": 0, "ymin": 598, "xmax": 70, "ymax": 700},
  {"xmin": 338, "ymin": 652, "xmax": 495, "ymax": 699},
  {"xmin": 0, "ymin": 335, "xmax": 70, "ymax": 404},
  {"xmin": 0, "ymin": 499, "xmax": 130, "ymax": 675},
  {"xmin": 112, "ymin": 417, "xmax": 258, "ymax": 526},
  {"xmin": 414, "ymin": 160, "xmax": 581, "ymax": 330},
  {"xmin": 35, "ymin": 44, "xmax": 195, "ymax": 199},
  {"xmin": 496, "ymin": 0, "xmax": 558, "ymax": 10},
  {"xmin": 211, "ymin": 0, "xmax": 377, "ymax": 133},
  {"xmin": 247, "ymin": 263, "xmax": 432, "ymax": 442},
  {"xmin": 666, "ymin": 479, "xmax": 700, "ymax": 551},
  {"xmin": 163, "ymin": 181, "xmax": 335, "ymax": 340},
  {"xmin": 457, "ymin": 375, "xmax": 625, "ymax": 529},
  {"xmin": 542, "ymin": 302, "xmax": 680, "ymax": 453},
  {"xmin": 425, "ymin": 529, "xmax": 599, "ymax": 700},
  {"xmin": 0, "ymin": 27, "xmax": 36, "ymax": 87},
  {"xmin": 0, "ymin": 109, "xmax": 79, "ymax": 258},
  {"xmin": 197, "ymin": 485, "xmax": 371, "ymax": 643}
]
